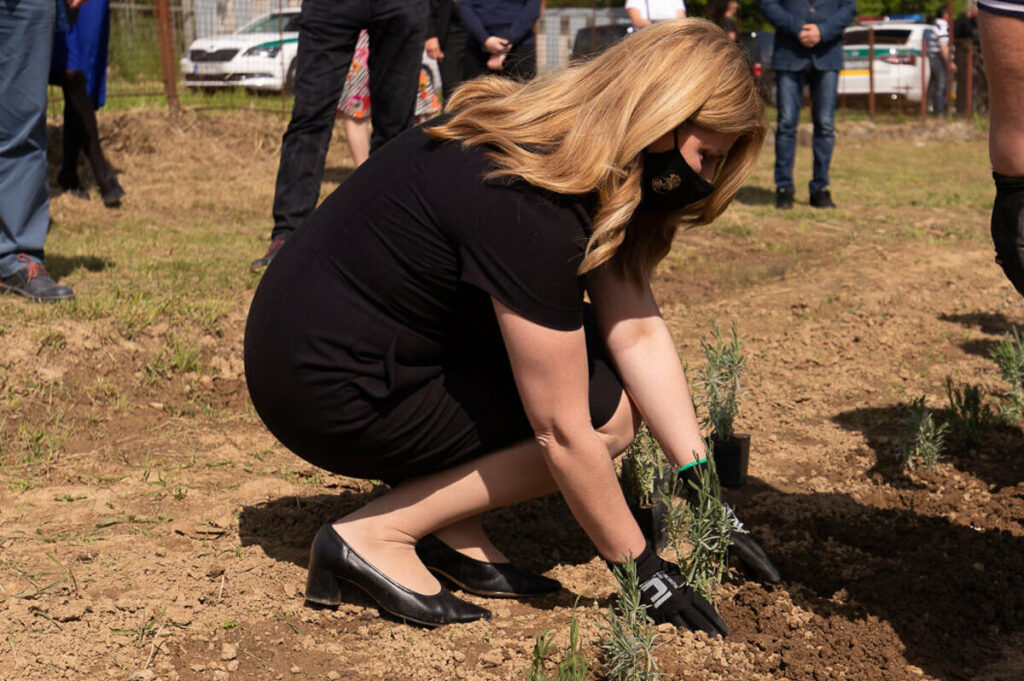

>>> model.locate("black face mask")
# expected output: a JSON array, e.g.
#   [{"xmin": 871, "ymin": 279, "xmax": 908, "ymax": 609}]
[{"xmin": 638, "ymin": 128, "xmax": 715, "ymax": 213}]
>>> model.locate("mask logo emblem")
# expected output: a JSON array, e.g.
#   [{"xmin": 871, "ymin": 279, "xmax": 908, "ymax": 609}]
[{"xmin": 652, "ymin": 174, "xmax": 681, "ymax": 194}]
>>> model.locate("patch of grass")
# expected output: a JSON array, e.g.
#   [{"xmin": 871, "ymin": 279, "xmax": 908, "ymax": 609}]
[
  {"xmin": 897, "ymin": 396, "xmax": 949, "ymax": 470},
  {"xmin": 529, "ymin": 616, "xmax": 591, "ymax": 681}
]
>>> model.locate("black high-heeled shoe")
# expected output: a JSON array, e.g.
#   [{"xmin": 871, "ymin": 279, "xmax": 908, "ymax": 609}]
[
  {"xmin": 304, "ymin": 523, "xmax": 491, "ymax": 627},
  {"xmin": 416, "ymin": 534, "xmax": 561, "ymax": 598}
]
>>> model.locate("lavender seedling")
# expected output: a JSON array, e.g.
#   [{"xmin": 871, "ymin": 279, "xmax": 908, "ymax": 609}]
[{"xmin": 897, "ymin": 396, "xmax": 949, "ymax": 470}]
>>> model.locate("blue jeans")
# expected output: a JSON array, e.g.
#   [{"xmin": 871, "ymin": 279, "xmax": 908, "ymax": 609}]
[
  {"xmin": 774, "ymin": 68, "xmax": 839, "ymax": 194},
  {"xmin": 0, "ymin": 0, "xmax": 55, "ymax": 277}
]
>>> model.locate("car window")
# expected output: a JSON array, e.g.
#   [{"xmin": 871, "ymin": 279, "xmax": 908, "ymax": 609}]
[
  {"xmin": 843, "ymin": 29, "xmax": 913, "ymax": 45},
  {"xmin": 238, "ymin": 13, "xmax": 300, "ymax": 34}
]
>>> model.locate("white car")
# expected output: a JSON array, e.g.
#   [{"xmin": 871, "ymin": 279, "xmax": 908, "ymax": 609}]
[
  {"xmin": 180, "ymin": 9, "xmax": 301, "ymax": 92},
  {"xmin": 838, "ymin": 22, "xmax": 936, "ymax": 103}
]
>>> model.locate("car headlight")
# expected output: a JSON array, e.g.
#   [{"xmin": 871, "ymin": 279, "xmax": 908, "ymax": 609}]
[{"xmin": 244, "ymin": 45, "xmax": 281, "ymax": 58}]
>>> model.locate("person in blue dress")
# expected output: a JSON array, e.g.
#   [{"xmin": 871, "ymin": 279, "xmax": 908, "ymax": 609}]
[{"xmin": 50, "ymin": 0, "xmax": 125, "ymax": 207}]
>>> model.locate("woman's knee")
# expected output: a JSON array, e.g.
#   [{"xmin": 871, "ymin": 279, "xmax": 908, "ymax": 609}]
[{"xmin": 596, "ymin": 391, "xmax": 640, "ymax": 456}]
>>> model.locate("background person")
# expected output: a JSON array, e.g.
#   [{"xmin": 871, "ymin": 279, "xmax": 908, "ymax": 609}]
[
  {"xmin": 50, "ymin": 0, "xmax": 125, "ymax": 207},
  {"xmin": 927, "ymin": 7, "xmax": 955, "ymax": 116},
  {"xmin": 954, "ymin": 0, "xmax": 980, "ymax": 115},
  {"xmin": 625, "ymin": 0, "xmax": 686, "ymax": 29},
  {"xmin": 459, "ymin": 0, "xmax": 541, "ymax": 81},
  {"xmin": 710, "ymin": 0, "xmax": 740, "ymax": 41},
  {"xmin": 426, "ymin": 0, "xmax": 469, "ymax": 100},
  {"xmin": 978, "ymin": 0, "xmax": 1024, "ymax": 295},
  {"xmin": 0, "ymin": 0, "xmax": 82, "ymax": 303},
  {"xmin": 761, "ymin": 0, "xmax": 856, "ymax": 209},
  {"xmin": 245, "ymin": 20, "xmax": 777, "ymax": 631},
  {"xmin": 251, "ymin": 0, "xmax": 428, "ymax": 271}
]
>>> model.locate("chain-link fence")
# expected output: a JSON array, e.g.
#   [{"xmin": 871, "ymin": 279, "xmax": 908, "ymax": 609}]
[{"xmin": 48, "ymin": 4, "xmax": 989, "ymax": 122}]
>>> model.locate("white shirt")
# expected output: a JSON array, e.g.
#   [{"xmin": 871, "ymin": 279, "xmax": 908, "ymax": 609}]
[{"xmin": 625, "ymin": 0, "xmax": 686, "ymax": 22}]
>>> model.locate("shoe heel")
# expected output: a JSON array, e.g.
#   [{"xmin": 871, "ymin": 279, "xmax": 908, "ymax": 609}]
[{"xmin": 305, "ymin": 551, "xmax": 343, "ymax": 606}]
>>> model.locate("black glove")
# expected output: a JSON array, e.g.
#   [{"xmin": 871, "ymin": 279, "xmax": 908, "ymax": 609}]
[
  {"xmin": 679, "ymin": 460, "xmax": 782, "ymax": 584},
  {"xmin": 612, "ymin": 541, "xmax": 728, "ymax": 637},
  {"xmin": 991, "ymin": 172, "xmax": 1024, "ymax": 297}
]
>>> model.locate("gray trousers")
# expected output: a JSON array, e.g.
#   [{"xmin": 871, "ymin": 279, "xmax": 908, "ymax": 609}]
[{"xmin": 0, "ymin": 0, "xmax": 55, "ymax": 276}]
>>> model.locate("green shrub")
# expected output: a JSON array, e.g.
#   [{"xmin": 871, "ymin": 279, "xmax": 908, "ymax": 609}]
[
  {"xmin": 601, "ymin": 559, "xmax": 659, "ymax": 681},
  {"xmin": 945, "ymin": 377, "xmax": 993, "ymax": 446},
  {"xmin": 990, "ymin": 327, "xmax": 1024, "ymax": 424},
  {"xmin": 698, "ymin": 321, "xmax": 745, "ymax": 438},
  {"xmin": 621, "ymin": 425, "xmax": 664, "ymax": 508},
  {"xmin": 897, "ymin": 396, "xmax": 949, "ymax": 470}
]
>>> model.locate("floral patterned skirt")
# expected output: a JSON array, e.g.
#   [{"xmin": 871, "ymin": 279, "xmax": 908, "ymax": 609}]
[{"xmin": 338, "ymin": 30, "xmax": 441, "ymax": 121}]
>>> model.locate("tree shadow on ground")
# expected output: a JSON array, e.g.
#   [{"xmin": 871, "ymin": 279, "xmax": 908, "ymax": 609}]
[
  {"xmin": 321, "ymin": 167, "xmax": 356, "ymax": 186},
  {"xmin": 44, "ymin": 254, "xmax": 112, "ymax": 280},
  {"xmin": 832, "ymin": 404, "xmax": 1024, "ymax": 490},
  {"xmin": 733, "ymin": 186, "xmax": 775, "ymax": 206},
  {"xmin": 237, "ymin": 488, "xmax": 595, "ymax": 614},
  {"xmin": 733, "ymin": 478, "xmax": 1024, "ymax": 681}
]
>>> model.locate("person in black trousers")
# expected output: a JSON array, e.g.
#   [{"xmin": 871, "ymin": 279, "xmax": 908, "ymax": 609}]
[
  {"xmin": 459, "ymin": 0, "xmax": 541, "ymax": 82},
  {"xmin": 426, "ymin": 0, "xmax": 468, "ymax": 101},
  {"xmin": 251, "ymin": 0, "xmax": 428, "ymax": 271}
]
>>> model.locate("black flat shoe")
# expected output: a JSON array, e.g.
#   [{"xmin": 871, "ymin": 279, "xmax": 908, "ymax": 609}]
[
  {"xmin": 416, "ymin": 534, "xmax": 561, "ymax": 598},
  {"xmin": 304, "ymin": 523, "xmax": 491, "ymax": 627}
]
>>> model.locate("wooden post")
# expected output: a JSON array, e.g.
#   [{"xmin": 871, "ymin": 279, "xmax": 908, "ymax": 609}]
[
  {"xmin": 155, "ymin": 0, "xmax": 180, "ymax": 111},
  {"xmin": 921, "ymin": 34, "xmax": 928, "ymax": 121},
  {"xmin": 946, "ymin": 0, "xmax": 954, "ymax": 116},
  {"xmin": 868, "ymin": 26, "xmax": 875, "ymax": 121},
  {"xmin": 965, "ymin": 42, "xmax": 974, "ymax": 118}
]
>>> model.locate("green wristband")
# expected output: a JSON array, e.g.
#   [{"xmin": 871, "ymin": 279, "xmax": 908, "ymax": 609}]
[{"xmin": 678, "ymin": 458, "xmax": 708, "ymax": 474}]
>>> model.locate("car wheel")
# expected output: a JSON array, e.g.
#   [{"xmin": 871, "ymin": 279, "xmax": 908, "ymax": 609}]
[{"xmin": 284, "ymin": 59, "xmax": 297, "ymax": 95}]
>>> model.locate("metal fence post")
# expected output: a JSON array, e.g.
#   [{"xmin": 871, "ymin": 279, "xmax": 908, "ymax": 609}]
[
  {"xmin": 868, "ymin": 26, "xmax": 875, "ymax": 121},
  {"xmin": 921, "ymin": 34, "xmax": 928, "ymax": 122},
  {"xmin": 155, "ymin": 0, "xmax": 180, "ymax": 111}
]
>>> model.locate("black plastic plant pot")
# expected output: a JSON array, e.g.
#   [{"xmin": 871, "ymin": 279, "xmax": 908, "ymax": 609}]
[
  {"xmin": 711, "ymin": 433, "xmax": 750, "ymax": 488},
  {"xmin": 628, "ymin": 499, "xmax": 667, "ymax": 553}
]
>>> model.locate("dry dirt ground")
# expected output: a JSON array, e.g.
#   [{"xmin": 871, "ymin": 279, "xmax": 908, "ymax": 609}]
[{"xmin": 1, "ymin": 110, "xmax": 1021, "ymax": 681}]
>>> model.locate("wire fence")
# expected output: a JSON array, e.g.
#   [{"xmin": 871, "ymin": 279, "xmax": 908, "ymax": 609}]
[{"xmin": 48, "ymin": 4, "xmax": 988, "ymax": 123}]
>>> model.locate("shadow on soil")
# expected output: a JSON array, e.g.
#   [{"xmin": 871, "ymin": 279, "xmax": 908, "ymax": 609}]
[
  {"xmin": 45, "ymin": 254, "xmax": 113, "ymax": 280},
  {"xmin": 238, "ymin": 489, "xmax": 598, "ymax": 614},
  {"xmin": 730, "ymin": 478, "xmax": 1024, "ymax": 681},
  {"xmin": 940, "ymin": 311, "xmax": 1023, "ymax": 360},
  {"xmin": 832, "ymin": 404, "xmax": 1024, "ymax": 490},
  {"xmin": 733, "ymin": 186, "xmax": 776, "ymax": 206}
]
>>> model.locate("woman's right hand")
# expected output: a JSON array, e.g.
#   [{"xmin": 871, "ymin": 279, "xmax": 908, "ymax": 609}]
[
  {"xmin": 425, "ymin": 37, "xmax": 445, "ymax": 61},
  {"xmin": 484, "ymin": 36, "xmax": 511, "ymax": 54},
  {"xmin": 612, "ymin": 541, "xmax": 728, "ymax": 636}
]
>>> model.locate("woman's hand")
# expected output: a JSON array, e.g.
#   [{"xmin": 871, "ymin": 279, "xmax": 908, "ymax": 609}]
[
  {"xmin": 425, "ymin": 37, "xmax": 445, "ymax": 61},
  {"xmin": 484, "ymin": 36, "xmax": 511, "ymax": 54}
]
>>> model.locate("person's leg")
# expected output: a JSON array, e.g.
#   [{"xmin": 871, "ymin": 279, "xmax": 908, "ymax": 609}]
[
  {"xmin": 0, "ymin": 0, "xmax": 55, "ymax": 277},
  {"xmin": 59, "ymin": 78, "xmax": 84, "ymax": 191},
  {"xmin": 928, "ymin": 53, "xmax": 942, "ymax": 113},
  {"xmin": 438, "ymin": 18, "xmax": 468, "ymax": 100},
  {"xmin": 343, "ymin": 116, "xmax": 371, "ymax": 167},
  {"xmin": 269, "ymin": 0, "xmax": 364, "ymax": 241},
  {"xmin": 61, "ymin": 69, "xmax": 121, "ymax": 203},
  {"xmin": 366, "ymin": 0, "xmax": 427, "ymax": 152},
  {"xmin": 807, "ymin": 68, "xmax": 839, "ymax": 197},
  {"xmin": 332, "ymin": 389, "xmax": 638, "ymax": 594},
  {"xmin": 979, "ymin": 10, "xmax": 1024, "ymax": 294},
  {"xmin": 773, "ymin": 69, "xmax": 803, "ymax": 205}
]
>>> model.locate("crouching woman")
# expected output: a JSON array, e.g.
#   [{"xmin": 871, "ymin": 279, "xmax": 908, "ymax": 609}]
[{"xmin": 245, "ymin": 19, "xmax": 768, "ymax": 631}]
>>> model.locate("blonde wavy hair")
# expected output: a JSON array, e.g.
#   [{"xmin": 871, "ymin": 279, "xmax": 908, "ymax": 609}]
[{"xmin": 428, "ymin": 19, "xmax": 766, "ymax": 282}]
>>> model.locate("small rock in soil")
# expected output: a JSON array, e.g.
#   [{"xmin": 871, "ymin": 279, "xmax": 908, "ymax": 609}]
[{"xmin": 220, "ymin": 643, "xmax": 237, "ymax": 661}]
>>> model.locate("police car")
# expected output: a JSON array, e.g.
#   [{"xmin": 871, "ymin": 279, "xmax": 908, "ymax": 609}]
[
  {"xmin": 838, "ymin": 18, "xmax": 936, "ymax": 103},
  {"xmin": 180, "ymin": 8, "xmax": 301, "ymax": 93}
]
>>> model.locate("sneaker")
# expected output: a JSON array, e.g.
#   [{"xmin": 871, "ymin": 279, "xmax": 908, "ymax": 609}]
[
  {"xmin": 1, "ymin": 255, "xmax": 74, "ymax": 303},
  {"xmin": 775, "ymin": 186, "xmax": 794, "ymax": 209},
  {"xmin": 250, "ymin": 237, "xmax": 287, "ymax": 272},
  {"xmin": 809, "ymin": 188, "xmax": 836, "ymax": 208}
]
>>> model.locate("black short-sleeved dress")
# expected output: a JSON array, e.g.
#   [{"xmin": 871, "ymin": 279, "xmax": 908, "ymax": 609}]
[{"xmin": 244, "ymin": 118, "xmax": 624, "ymax": 481}]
